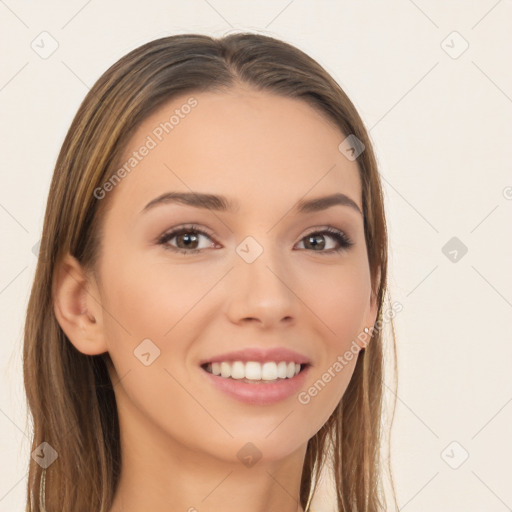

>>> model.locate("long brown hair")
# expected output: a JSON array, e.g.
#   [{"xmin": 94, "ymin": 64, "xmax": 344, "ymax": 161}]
[{"xmin": 23, "ymin": 32, "xmax": 398, "ymax": 511}]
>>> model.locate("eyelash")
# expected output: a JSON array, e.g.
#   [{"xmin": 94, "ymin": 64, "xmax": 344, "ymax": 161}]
[{"xmin": 157, "ymin": 223, "xmax": 354, "ymax": 256}]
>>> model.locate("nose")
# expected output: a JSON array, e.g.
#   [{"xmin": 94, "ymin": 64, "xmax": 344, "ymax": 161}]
[{"xmin": 224, "ymin": 243, "xmax": 299, "ymax": 329}]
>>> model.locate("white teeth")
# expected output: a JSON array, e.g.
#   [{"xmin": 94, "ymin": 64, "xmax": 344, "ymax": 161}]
[
  {"xmin": 206, "ymin": 360, "xmax": 303, "ymax": 381},
  {"xmin": 231, "ymin": 361, "xmax": 245, "ymax": 379},
  {"xmin": 220, "ymin": 362, "xmax": 231, "ymax": 378},
  {"xmin": 277, "ymin": 361, "xmax": 287, "ymax": 378},
  {"xmin": 245, "ymin": 361, "xmax": 262, "ymax": 380},
  {"xmin": 261, "ymin": 362, "xmax": 277, "ymax": 380}
]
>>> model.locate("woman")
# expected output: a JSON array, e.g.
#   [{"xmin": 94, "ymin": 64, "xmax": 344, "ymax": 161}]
[{"xmin": 24, "ymin": 32, "xmax": 398, "ymax": 511}]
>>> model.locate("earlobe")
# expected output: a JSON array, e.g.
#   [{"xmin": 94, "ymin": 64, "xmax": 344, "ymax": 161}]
[{"xmin": 53, "ymin": 253, "xmax": 107, "ymax": 355}]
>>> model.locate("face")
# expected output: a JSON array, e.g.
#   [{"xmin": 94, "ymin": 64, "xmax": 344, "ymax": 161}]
[{"xmin": 87, "ymin": 86, "xmax": 377, "ymax": 464}]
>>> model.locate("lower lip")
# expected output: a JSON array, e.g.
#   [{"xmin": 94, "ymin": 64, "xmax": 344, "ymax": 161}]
[{"xmin": 200, "ymin": 365, "xmax": 311, "ymax": 405}]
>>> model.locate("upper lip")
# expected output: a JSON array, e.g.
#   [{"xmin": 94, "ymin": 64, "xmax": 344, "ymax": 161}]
[{"xmin": 199, "ymin": 347, "xmax": 311, "ymax": 366}]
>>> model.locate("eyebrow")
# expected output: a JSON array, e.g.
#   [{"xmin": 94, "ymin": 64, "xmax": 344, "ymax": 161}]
[{"xmin": 141, "ymin": 191, "xmax": 363, "ymax": 216}]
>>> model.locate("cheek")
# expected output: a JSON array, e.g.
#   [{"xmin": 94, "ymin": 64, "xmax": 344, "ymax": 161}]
[
  {"xmin": 98, "ymin": 250, "xmax": 221, "ymax": 399},
  {"xmin": 300, "ymin": 258, "xmax": 371, "ymax": 343},
  {"xmin": 100, "ymin": 250, "xmax": 212, "ymax": 340},
  {"xmin": 292, "ymin": 261, "xmax": 369, "ymax": 434},
  {"xmin": 297, "ymin": 357, "xmax": 359, "ymax": 440},
  {"xmin": 98, "ymin": 256, "xmax": 213, "ymax": 447}
]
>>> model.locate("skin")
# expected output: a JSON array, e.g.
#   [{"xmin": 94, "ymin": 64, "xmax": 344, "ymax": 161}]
[{"xmin": 53, "ymin": 85, "xmax": 378, "ymax": 512}]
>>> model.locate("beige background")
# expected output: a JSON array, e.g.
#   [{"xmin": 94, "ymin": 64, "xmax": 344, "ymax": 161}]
[{"xmin": 1, "ymin": 1, "xmax": 511, "ymax": 510}]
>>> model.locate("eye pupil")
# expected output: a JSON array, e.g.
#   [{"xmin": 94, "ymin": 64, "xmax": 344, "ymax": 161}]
[
  {"xmin": 307, "ymin": 235, "xmax": 325, "ymax": 249},
  {"xmin": 177, "ymin": 232, "xmax": 198, "ymax": 249},
  {"xmin": 305, "ymin": 234, "xmax": 325, "ymax": 250}
]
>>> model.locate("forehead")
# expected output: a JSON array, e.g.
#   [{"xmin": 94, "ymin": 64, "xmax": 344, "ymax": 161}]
[{"xmin": 110, "ymin": 87, "xmax": 362, "ymax": 218}]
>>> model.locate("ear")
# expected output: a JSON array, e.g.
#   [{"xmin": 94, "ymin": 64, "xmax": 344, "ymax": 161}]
[{"xmin": 52, "ymin": 253, "xmax": 108, "ymax": 355}]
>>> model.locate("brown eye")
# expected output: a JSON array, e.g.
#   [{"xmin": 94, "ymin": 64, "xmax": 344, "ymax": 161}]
[
  {"xmin": 158, "ymin": 224, "xmax": 217, "ymax": 255},
  {"xmin": 297, "ymin": 227, "xmax": 354, "ymax": 254},
  {"xmin": 157, "ymin": 224, "xmax": 353, "ymax": 256}
]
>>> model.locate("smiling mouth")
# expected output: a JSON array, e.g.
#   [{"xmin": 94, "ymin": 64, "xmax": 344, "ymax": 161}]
[{"xmin": 201, "ymin": 361, "xmax": 309, "ymax": 383}]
